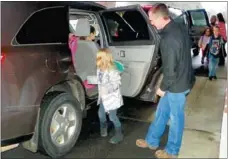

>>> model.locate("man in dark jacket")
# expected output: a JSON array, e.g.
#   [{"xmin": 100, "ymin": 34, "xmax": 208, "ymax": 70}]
[{"xmin": 136, "ymin": 3, "xmax": 195, "ymax": 158}]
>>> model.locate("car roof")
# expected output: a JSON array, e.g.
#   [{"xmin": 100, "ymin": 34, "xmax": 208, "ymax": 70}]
[{"xmin": 37, "ymin": 1, "xmax": 107, "ymax": 11}]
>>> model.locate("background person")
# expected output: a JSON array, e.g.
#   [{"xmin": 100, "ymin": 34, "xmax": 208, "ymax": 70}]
[
  {"xmin": 217, "ymin": 13, "xmax": 227, "ymax": 66},
  {"xmin": 207, "ymin": 26, "xmax": 224, "ymax": 80},
  {"xmin": 210, "ymin": 15, "xmax": 217, "ymax": 27},
  {"xmin": 198, "ymin": 27, "xmax": 212, "ymax": 64}
]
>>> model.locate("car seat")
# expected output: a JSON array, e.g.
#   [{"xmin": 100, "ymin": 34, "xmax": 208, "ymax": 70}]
[{"xmin": 69, "ymin": 18, "xmax": 99, "ymax": 96}]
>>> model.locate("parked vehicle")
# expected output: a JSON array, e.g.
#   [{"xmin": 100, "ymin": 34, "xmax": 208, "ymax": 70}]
[
  {"xmin": 1, "ymin": 1, "xmax": 209, "ymax": 158},
  {"xmin": 1, "ymin": 1, "xmax": 105, "ymax": 158},
  {"xmin": 143, "ymin": 5, "xmax": 210, "ymax": 56}
]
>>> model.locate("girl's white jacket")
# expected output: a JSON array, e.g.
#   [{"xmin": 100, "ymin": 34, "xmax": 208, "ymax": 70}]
[{"xmin": 96, "ymin": 69, "xmax": 123, "ymax": 112}]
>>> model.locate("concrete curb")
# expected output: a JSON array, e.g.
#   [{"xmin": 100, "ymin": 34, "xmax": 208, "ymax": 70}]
[
  {"xmin": 1, "ymin": 144, "xmax": 19, "ymax": 152},
  {"xmin": 219, "ymin": 88, "xmax": 227, "ymax": 158}
]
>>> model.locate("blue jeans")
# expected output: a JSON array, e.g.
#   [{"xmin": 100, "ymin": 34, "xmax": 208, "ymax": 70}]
[
  {"xmin": 98, "ymin": 103, "xmax": 121, "ymax": 128},
  {"xmin": 145, "ymin": 89, "xmax": 190, "ymax": 155},
  {"xmin": 208, "ymin": 54, "xmax": 219, "ymax": 77}
]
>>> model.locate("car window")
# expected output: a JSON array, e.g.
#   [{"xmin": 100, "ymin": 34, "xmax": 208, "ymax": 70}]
[
  {"xmin": 189, "ymin": 11, "xmax": 207, "ymax": 26},
  {"xmin": 101, "ymin": 10, "xmax": 150, "ymax": 43},
  {"xmin": 15, "ymin": 7, "xmax": 68, "ymax": 45}
]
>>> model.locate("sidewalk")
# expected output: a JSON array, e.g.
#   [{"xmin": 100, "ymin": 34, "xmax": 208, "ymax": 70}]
[
  {"xmin": 219, "ymin": 88, "xmax": 227, "ymax": 158},
  {"xmin": 118, "ymin": 75, "xmax": 227, "ymax": 158},
  {"xmin": 179, "ymin": 76, "xmax": 226, "ymax": 158}
]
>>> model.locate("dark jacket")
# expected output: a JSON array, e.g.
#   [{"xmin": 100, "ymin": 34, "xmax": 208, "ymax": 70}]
[{"xmin": 159, "ymin": 20, "xmax": 195, "ymax": 93}]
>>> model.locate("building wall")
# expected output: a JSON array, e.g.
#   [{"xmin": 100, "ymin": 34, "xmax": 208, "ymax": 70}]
[
  {"xmin": 96, "ymin": 1, "xmax": 116, "ymax": 8},
  {"xmin": 115, "ymin": 2, "xmax": 202, "ymax": 10}
]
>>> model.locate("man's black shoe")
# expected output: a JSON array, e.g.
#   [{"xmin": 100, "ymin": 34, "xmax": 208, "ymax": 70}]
[
  {"xmin": 209, "ymin": 76, "xmax": 213, "ymax": 81},
  {"xmin": 213, "ymin": 76, "xmax": 217, "ymax": 80}
]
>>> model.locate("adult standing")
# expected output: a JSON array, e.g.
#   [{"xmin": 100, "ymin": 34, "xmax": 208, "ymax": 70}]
[
  {"xmin": 217, "ymin": 13, "xmax": 227, "ymax": 66},
  {"xmin": 136, "ymin": 3, "xmax": 195, "ymax": 159},
  {"xmin": 210, "ymin": 15, "xmax": 217, "ymax": 28}
]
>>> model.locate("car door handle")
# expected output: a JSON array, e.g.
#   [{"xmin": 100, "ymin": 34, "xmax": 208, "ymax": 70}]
[{"xmin": 119, "ymin": 50, "xmax": 125, "ymax": 57}]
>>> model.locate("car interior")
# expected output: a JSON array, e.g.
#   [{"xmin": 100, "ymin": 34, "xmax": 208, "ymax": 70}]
[
  {"xmin": 69, "ymin": 15, "xmax": 99, "ymax": 98},
  {"xmin": 101, "ymin": 10, "xmax": 151, "ymax": 43}
]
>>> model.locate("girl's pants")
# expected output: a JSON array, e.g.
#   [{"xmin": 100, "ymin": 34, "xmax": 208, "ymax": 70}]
[
  {"xmin": 98, "ymin": 103, "xmax": 121, "ymax": 128},
  {"xmin": 208, "ymin": 54, "xmax": 219, "ymax": 77}
]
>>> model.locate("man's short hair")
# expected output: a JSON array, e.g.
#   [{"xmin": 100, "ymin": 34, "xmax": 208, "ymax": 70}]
[
  {"xmin": 211, "ymin": 15, "xmax": 216, "ymax": 19},
  {"xmin": 148, "ymin": 3, "xmax": 169, "ymax": 19}
]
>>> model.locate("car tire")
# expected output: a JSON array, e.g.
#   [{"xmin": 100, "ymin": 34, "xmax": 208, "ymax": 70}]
[{"xmin": 38, "ymin": 92, "xmax": 82, "ymax": 158}]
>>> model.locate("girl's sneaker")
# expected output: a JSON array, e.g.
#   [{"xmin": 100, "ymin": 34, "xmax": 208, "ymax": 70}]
[
  {"xmin": 109, "ymin": 127, "xmax": 123, "ymax": 144},
  {"xmin": 100, "ymin": 123, "xmax": 108, "ymax": 137}
]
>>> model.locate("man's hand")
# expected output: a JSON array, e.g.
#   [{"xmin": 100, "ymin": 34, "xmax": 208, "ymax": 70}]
[{"xmin": 156, "ymin": 88, "xmax": 165, "ymax": 97}]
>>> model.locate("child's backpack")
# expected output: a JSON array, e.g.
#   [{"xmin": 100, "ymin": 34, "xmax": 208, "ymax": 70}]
[{"xmin": 114, "ymin": 60, "xmax": 124, "ymax": 73}]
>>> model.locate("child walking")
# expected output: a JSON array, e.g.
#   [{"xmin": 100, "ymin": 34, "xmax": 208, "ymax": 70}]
[
  {"xmin": 207, "ymin": 26, "xmax": 225, "ymax": 80},
  {"xmin": 198, "ymin": 27, "xmax": 212, "ymax": 64},
  {"xmin": 96, "ymin": 48, "xmax": 124, "ymax": 144}
]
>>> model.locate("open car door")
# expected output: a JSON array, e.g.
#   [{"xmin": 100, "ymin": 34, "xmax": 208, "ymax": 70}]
[
  {"xmin": 186, "ymin": 9, "xmax": 210, "ymax": 48},
  {"xmin": 99, "ymin": 5, "xmax": 161, "ymax": 100}
]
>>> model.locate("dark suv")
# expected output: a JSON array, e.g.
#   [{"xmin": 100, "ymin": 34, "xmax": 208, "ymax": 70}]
[
  {"xmin": 1, "ymin": 1, "xmax": 106, "ymax": 158},
  {"xmin": 1, "ymin": 1, "xmax": 210, "ymax": 158}
]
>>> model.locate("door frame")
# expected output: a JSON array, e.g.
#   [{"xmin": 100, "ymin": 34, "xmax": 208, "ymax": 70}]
[{"xmin": 98, "ymin": 5, "xmax": 162, "ymax": 99}]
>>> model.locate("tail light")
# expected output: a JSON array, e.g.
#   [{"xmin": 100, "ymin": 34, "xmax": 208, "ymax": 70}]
[{"xmin": 1, "ymin": 54, "xmax": 6, "ymax": 62}]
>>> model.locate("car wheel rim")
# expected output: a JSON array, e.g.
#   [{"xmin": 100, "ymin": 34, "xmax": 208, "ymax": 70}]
[{"xmin": 50, "ymin": 103, "xmax": 77, "ymax": 147}]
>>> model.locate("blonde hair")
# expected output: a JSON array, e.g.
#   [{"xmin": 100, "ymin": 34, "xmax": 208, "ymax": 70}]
[{"xmin": 96, "ymin": 48, "xmax": 115, "ymax": 71}]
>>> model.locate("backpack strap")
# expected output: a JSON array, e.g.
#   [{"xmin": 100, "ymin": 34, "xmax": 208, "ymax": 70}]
[
  {"xmin": 68, "ymin": 34, "xmax": 78, "ymax": 71},
  {"xmin": 207, "ymin": 36, "xmax": 213, "ymax": 55}
]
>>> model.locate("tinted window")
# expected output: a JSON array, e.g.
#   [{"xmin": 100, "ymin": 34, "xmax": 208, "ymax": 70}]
[
  {"xmin": 190, "ymin": 11, "xmax": 207, "ymax": 26},
  {"xmin": 102, "ymin": 10, "xmax": 150, "ymax": 43},
  {"xmin": 15, "ymin": 7, "xmax": 68, "ymax": 44}
]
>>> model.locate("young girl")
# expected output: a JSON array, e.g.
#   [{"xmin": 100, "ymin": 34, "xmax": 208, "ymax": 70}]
[
  {"xmin": 207, "ymin": 26, "xmax": 225, "ymax": 80},
  {"xmin": 198, "ymin": 27, "xmax": 212, "ymax": 64},
  {"xmin": 96, "ymin": 48, "xmax": 124, "ymax": 144}
]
